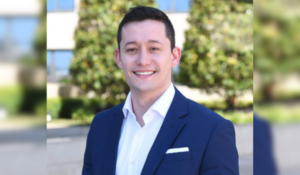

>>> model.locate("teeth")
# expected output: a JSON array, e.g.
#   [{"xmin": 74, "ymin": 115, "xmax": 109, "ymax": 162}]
[{"xmin": 134, "ymin": 71, "xmax": 154, "ymax": 75}]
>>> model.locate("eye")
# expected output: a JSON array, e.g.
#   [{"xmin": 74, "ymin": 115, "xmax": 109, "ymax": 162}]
[
  {"xmin": 126, "ymin": 48, "xmax": 137, "ymax": 52},
  {"xmin": 150, "ymin": 47, "xmax": 159, "ymax": 51}
]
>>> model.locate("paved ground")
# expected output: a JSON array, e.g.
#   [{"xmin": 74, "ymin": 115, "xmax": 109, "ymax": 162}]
[
  {"xmin": 272, "ymin": 124, "xmax": 300, "ymax": 175},
  {"xmin": 0, "ymin": 128, "xmax": 46, "ymax": 175},
  {"xmin": 47, "ymin": 136, "xmax": 85, "ymax": 175}
]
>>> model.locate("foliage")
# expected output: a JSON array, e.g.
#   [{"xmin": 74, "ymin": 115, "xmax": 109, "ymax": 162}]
[
  {"xmin": 199, "ymin": 100, "xmax": 253, "ymax": 110},
  {"xmin": 216, "ymin": 110, "xmax": 253, "ymax": 124},
  {"xmin": 0, "ymin": 86, "xmax": 46, "ymax": 116},
  {"xmin": 254, "ymin": 0, "xmax": 300, "ymax": 77},
  {"xmin": 35, "ymin": 101, "xmax": 47, "ymax": 116},
  {"xmin": 176, "ymin": 0, "xmax": 253, "ymax": 108},
  {"xmin": 254, "ymin": 86, "xmax": 300, "ymax": 103},
  {"xmin": 254, "ymin": 103, "xmax": 300, "ymax": 123},
  {"xmin": 66, "ymin": 98, "xmax": 108, "ymax": 123},
  {"xmin": 59, "ymin": 98, "xmax": 85, "ymax": 119},
  {"xmin": 70, "ymin": 0, "xmax": 155, "ymax": 104},
  {"xmin": 46, "ymin": 97, "xmax": 253, "ymax": 124},
  {"xmin": 254, "ymin": 0, "xmax": 300, "ymax": 101},
  {"xmin": 58, "ymin": 77, "xmax": 72, "ymax": 84},
  {"xmin": 47, "ymin": 98, "xmax": 62, "ymax": 119},
  {"xmin": 19, "ymin": 87, "xmax": 46, "ymax": 115},
  {"xmin": 72, "ymin": 108, "xmax": 95, "ymax": 124},
  {"xmin": 47, "ymin": 97, "xmax": 110, "ymax": 120},
  {"xmin": 0, "ymin": 86, "xmax": 23, "ymax": 115},
  {"xmin": 34, "ymin": 0, "xmax": 47, "ymax": 66}
]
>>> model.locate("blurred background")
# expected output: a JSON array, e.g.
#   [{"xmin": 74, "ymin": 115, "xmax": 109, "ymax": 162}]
[
  {"xmin": 0, "ymin": 0, "xmax": 46, "ymax": 174},
  {"xmin": 254, "ymin": 0, "xmax": 300, "ymax": 174},
  {"xmin": 0, "ymin": 0, "xmax": 46, "ymax": 123}
]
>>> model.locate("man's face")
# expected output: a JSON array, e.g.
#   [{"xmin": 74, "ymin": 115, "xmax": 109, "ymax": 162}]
[{"xmin": 115, "ymin": 20, "xmax": 181, "ymax": 94}]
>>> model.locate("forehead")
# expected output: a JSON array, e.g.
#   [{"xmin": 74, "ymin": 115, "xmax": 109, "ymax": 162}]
[{"xmin": 121, "ymin": 20, "xmax": 168, "ymax": 44}]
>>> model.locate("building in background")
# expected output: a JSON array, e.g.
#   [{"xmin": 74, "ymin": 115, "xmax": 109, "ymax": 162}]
[
  {"xmin": 0, "ymin": 0, "xmax": 40, "ymax": 64},
  {"xmin": 0, "ymin": 0, "xmax": 41, "ymax": 88},
  {"xmin": 46, "ymin": 0, "xmax": 190, "ymax": 82}
]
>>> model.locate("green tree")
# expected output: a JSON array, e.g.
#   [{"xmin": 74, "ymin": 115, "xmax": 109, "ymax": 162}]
[
  {"xmin": 176, "ymin": 0, "xmax": 253, "ymax": 109},
  {"xmin": 254, "ymin": 0, "xmax": 300, "ymax": 101},
  {"xmin": 34, "ymin": 0, "xmax": 47, "ymax": 66},
  {"xmin": 70, "ymin": 1, "xmax": 155, "ymax": 105}
]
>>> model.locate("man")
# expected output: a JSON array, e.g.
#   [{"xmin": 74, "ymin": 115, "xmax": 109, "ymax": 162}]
[{"xmin": 82, "ymin": 6, "xmax": 239, "ymax": 175}]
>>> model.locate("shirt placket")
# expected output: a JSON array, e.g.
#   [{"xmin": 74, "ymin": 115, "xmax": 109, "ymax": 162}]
[{"xmin": 127, "ymin": 115, "xmax": 145, "ymax": 174}]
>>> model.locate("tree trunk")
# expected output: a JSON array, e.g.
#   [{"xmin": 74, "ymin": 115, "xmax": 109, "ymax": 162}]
[
  {"xmin": 226, "ymin": 96, "xmax": 236, "ymax": 110},
  {"xmin": 262, "ymin": 83, "xmax": 274, "ymax": 102}
]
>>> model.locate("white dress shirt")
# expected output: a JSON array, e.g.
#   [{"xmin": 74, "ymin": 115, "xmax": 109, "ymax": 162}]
[{"xmin": 116, "ymin": 83, "xmax": 175, "ymax": 175}]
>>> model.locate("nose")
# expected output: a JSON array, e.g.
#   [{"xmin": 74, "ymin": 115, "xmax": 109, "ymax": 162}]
[{"xmin": 136, "ymin": 47, "xmax": 151, "ymax": 66}]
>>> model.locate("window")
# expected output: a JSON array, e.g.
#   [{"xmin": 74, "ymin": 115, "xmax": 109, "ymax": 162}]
[
  {"xmin": 11, "ymin": 17, "xmax": 39, "ymax": 52},
  {"xmin": 0, "ymin": 17, "xmax": 38, "ymax": 58},
  {"xmin": 47, "ymin": 0, "xmax": 74, "ymax": 12},
  {"xmin": 0, "ymin": 18, "xmax": 6, "ymax": 41},
  {"xmin": 157, "ymin": 0, "xmax": 190, "ymax": 12},
  {"xmin": 47, "ymin": 50, "xmax": 73, "ymax": 82}
]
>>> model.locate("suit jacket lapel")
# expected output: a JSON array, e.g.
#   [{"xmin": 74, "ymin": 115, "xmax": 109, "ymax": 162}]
[
  {"xmin": 141, "ymin": 88, "xmax": 188, "ymax": 175},
  {"xmin": 103, "ymin": 103, "xmax": 124, "ymax": 175}
]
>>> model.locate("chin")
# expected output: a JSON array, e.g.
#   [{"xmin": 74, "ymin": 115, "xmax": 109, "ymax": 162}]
[{"xmin": 132, "ymin": 84, "xmax": 156, "ymax": 93}]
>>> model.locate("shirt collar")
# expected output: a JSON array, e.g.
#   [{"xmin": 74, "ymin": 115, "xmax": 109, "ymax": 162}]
[
  {"xmin": 122, "ymin": 83, "xmax": 175, "ymax": 118},
  {"xmin": 122, "ymin": 91, "xmax": 133, "ymax": 118}
]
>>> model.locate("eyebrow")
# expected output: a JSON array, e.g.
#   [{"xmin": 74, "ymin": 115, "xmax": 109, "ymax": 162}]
[
  {"xmin": 148, "ymin": 40, "xmax": 164, "ymax": 45},
  {"xmin": 124, "ymin": 41, "xmax": 137, "ymax": 47},
  {"xmin": 124, "ymin": 40, "xmax": 164, "ymax": 47}
]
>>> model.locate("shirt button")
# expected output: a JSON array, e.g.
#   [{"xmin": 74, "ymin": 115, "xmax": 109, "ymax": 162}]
[{"xmin": 131, "ymin": 161, "xmax": 134, "ymax": 165}]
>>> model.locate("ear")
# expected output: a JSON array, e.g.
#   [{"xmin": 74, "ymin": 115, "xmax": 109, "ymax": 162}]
[
  {"xmin": 115, "ymin": 48, "xmax": 123, "ymax": 69},
  {"xmin": 171, "ymin": 47, "xmax": 181, "ymax": 68}
]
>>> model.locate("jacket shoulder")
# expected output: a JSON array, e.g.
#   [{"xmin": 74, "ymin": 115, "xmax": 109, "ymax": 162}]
[
  {"xmin": 186, "ymin": 99, "xmax": 228, "ymax": 124},
  {"xmin": 91, "ymin": 102, "xmax": 124, "ymax": 126}
]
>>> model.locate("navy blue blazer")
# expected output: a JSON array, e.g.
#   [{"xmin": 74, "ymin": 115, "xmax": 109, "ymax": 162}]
[{"xmin": 82, "ymin": 88, "xmax": 239, "ymax": 175}]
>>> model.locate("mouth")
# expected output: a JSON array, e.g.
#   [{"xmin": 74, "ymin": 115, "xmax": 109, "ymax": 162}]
[{"xmin": 133, "ymin": 71, "xmax": 155, "ymax": 76}]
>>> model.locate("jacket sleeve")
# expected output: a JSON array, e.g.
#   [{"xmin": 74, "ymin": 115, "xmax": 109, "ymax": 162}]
[
  {"xmin": 199, "ymin": 119, "xmax": 239, "ymax": 175},
  {"xmin": 82, "ymin": 123, "xmax": 94, "ymax": 175}
]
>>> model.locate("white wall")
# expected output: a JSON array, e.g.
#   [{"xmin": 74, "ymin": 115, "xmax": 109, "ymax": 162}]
[
  {"xmin": 47, "ymin": 0, "xmax": 80, "ymax": 50},
  {"xmin": 166, "ymin": 13, "xmax": 190, "ymax": 49},
  {"xmin": 47, "ymin": 12, "xmax": 79, "ymax": 50},
  {"xmin": 0, "ymin": 63, "xmax": 20, "ymax": 86},
  {"xmin": 0, "ymin": 63, "xmax": 46, "ymax": 87},
  {"xmin": 0, "ymin": 0, "xmax": 41, "ymax": 16}
]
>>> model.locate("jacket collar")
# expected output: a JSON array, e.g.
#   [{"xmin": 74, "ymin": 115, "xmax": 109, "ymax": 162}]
[
  {"xmin": 141, "ymin": 87, "xmax": 188, "ymax": 175},
  {"xmin": 103, "ymin": 86, "xmax": 188, "ymax": 174}
]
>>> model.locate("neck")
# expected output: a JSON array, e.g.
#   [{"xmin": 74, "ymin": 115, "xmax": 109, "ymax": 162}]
[{"xmin": 130, "ymin": 82, "xmax": 171, "ymax": 125}]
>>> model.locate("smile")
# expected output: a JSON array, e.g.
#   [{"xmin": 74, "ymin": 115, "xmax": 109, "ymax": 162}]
[{"xmin": 134, "ymin": 71, "xmax": 155, "ymax": 75}]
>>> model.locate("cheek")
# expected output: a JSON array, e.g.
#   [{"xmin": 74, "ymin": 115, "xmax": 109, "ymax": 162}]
[
  {"xmin": 159, "ymin": 56, "xmax": 173, "ymax": 68},
  {"xmin": 154, "ymin": 53, "xmax": 172, "ymax": 63},
  {"xmin": 121, "ymin": 60, "xmax": 133, "ymax": 73}
]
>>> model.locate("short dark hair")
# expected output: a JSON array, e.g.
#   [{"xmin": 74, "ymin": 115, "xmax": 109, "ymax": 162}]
[{"xmin": 117, "ymin": 6, "xmax": 175, "ymax": 52}]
